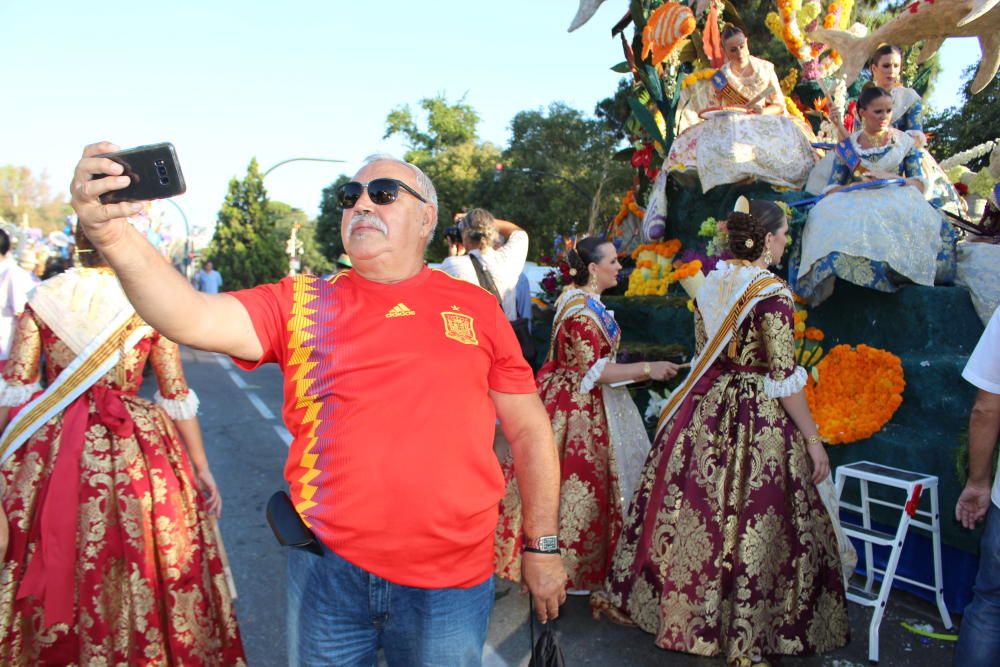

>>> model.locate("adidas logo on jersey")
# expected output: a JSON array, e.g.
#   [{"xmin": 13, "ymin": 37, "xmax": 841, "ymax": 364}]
[{"xmin": 385, "ymin": 303, "xmax": 416, "ymax": 318}]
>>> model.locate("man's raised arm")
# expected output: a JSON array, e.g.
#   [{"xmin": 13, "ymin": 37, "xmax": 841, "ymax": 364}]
[{"xmin": 70, "ymin": 142, "xmax": 262, "ymax": 361}]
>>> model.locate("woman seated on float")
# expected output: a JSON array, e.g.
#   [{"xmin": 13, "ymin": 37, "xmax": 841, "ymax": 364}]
[
  {"xmin": 795, "ymin": 85, "xmax": 955, "ymax": 305},
  {"xmin": 668, "ymin": 25, "xmax": 815, "ymax": 193},
  {"xmin": 807, "ymin": 44, "xmax": 962, "ymax": 214}
]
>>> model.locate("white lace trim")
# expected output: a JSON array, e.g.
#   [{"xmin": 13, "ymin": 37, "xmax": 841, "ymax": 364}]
[
  {"xmin": 764, "ymin": 366, "xmax": 807, "ymax": 398},
  {"xmin": 155, "ymin": 389, "xmax": 200, "ymax": 419},
  {"xmin": 0, "ymin": 379, "xmax": 41, "ymax": 407},
  {"xmin": 580, "ymin": 357, "xmax": 610, "ymax": 394}
]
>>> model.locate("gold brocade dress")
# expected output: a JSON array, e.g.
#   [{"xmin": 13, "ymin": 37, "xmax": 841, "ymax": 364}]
[
  {"xmin": 598, "ymin": 291, "xmax": 848, "ymax": 662},
  {"xmin": 0, "ymin": 272, "xmax": 245, "ymax": 665}
]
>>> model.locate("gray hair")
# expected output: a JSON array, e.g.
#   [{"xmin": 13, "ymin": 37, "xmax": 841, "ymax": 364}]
[{"xmin": 361, "ymin": 153, "xmax": 438, "ymax": 210}]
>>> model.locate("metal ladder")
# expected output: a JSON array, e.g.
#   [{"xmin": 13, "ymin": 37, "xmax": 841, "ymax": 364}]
[{"xmin": 835, "ymin": 461, "xmax": 953, "ymax": 662}]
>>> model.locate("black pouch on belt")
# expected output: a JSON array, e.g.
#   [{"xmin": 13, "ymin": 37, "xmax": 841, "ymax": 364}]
[{"xmin": 266, "ymin": 490, "xmax": 323, "ymax": 556}]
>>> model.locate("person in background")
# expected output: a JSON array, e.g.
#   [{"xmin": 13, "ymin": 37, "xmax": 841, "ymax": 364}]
[
  {"xmin": 0, "ymin": 229, "xmax": 39, "ymax": 372},
  {"xmin": 954, "ymin": 306, "xmax": 1000, "ymax": 666},
  {"xmin": 595, "ymin": 200, "xmax": 848, "ymax": 665},
  {"xmin": 194, "ymin": 260, "xmax": 223, "ymax": 293},
  {"xmin": 439, "ymin": 208, "xmax": 528, "ymax": 321},
  {"xmin": 496, "ymin": 237, "xmax": 679, "ymax": 595},
  {"xmin": 0, "ymin": 228, "xmax": 242, "ymax": 665}
]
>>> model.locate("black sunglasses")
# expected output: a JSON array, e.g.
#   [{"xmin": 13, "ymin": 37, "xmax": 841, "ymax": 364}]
[{"xmin": 336, "ymin": 178, "xmax": 428, "ymax": 208}]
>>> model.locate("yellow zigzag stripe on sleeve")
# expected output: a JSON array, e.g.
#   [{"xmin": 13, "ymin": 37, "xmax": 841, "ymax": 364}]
[{"xmin": 285, "ymin": 275, "xmax": 325, "ymax": 518}]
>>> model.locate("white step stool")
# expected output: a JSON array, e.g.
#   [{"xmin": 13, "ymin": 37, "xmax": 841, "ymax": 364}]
[{"xmin": 835, "ymin": 461, "xmax": 953, "ymax": 663}]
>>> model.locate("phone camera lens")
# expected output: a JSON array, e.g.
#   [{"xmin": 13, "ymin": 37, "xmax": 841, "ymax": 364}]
[{"xmin": 160, "ymin": 176, "xmax": 171, "ymax": 185}]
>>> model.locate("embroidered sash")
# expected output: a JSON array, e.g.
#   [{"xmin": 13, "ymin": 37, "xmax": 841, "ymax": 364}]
[
  {"xmin": 0, "ymin": 307, "xmax": 150, "ymax": 465},
  {"xmin": 654, "ymin": 272, "xmax": 785, "ymax": 440},
  {"xmin": 547, "ymin": 289, "xmax": 620, "ymax": 362}
]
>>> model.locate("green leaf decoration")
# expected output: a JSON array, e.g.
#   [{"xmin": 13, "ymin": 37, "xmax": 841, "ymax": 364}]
[
  {"xmin": 645, "ymin": 65, "xmax": 664, "ymax": 102},
  {"xmin": 811, "ymin": 366, "xmax": 821, "ymax": 385},
  {"xmin": 630, "ymin": 0, "xmax": 647, "ymax": 30},
  {"xmin": 612, "ymin": 147, "xmax": 635, "ymax": 162},
  {"xmin": 627, "ymin": 96, "xmax": 666, "ymax": 147},
  {"xmin": 611, "ymin": 61, "xmax": 632, "ymax": 74}
]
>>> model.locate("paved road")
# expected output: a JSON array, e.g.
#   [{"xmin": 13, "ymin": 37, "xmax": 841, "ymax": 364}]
[{"xmin": 170, "ymin": 347, "xmax": 959, "ymax": 666}]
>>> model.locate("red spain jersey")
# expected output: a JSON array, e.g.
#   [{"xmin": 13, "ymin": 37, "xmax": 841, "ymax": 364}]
[{"xmin": 229, "ymin": 268, "xmax": 536, "ymax": 588}]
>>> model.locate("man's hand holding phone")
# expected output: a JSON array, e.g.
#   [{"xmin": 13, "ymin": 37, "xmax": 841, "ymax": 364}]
[{"xmin": 71, "ymin": 142, "xmax": 145, "ymax": 250}]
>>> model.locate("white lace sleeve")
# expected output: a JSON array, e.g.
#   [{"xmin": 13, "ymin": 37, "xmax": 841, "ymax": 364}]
[
  {"xmin": 155, "ymin": 389, "xmax": 200, "ymax": 420},
  {"xmin": 763, "ymin": 366, "xmax": 807, "ymax": 399},
  {"xmin": 580, "ymin": 357, "xmax": 610, "ymax": 395},
  {"xmin": 0, "ymin": 378, "xmax": 41, "ymax": 407}
]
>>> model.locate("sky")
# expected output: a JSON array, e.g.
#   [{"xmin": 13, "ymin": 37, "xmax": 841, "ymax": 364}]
[{"xmin": 0, "ymin": 1, "xmax": 982, "ymax": 246}]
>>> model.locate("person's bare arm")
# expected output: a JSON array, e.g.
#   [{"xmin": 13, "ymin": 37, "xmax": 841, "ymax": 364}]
[
  {"xmin": 493, "ymin": 219, "xmax": 524, "ymax": 240},
  {"xmin": 173, "ymin": 417, "xmax": 222, "ymax": 517},
  {"xmin": 492, "ymin": 390, "xmax": 567, "ymax": 622},
  {"xmin": 598, "ymin": 361, "xmax": 679, "ymax": 384},
  {"xmin": 779, "ymin": 392, "xmax": 830, "ymax": 484},
  {"xmin": 957, "ymin": 390, "xmax": 1000, "ymax": 528},
  {"xmin": 70, "ymin": 142, "xmax": 262, "ymax": 360}
]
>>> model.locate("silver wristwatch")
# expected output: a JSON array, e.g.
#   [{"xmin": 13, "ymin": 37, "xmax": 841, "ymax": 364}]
[{"xmin": 523, "ymin": 535, "xmax": 560, "ymax": 553}]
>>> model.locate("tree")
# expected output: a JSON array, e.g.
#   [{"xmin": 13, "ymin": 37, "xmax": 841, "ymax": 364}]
[
  {"xmin": 472, "ymin": 103, "xmax": 631, "ymax": 259},
  {"xmin": 384, "ymin": 95, "xmax": 502, "ymax": 261},
  {"xmin": 926, "ymin": 65, "xmax": 1000, "ymax": 170},
  {"xmin": 269, "ymin": 202, "xmax": 332, "ymax": 275},
  {"xmin": 315, "ymin": 174, "xmax": 351, "ymax": 264},
  {"xmin": 205, "ymin": 158, "xmax": 286, "ymax": 290},
  {"xmin": 385, "ymin": 95, "xmax": 480, "ymax": 162},
  {"xmin": 0, "ymin": 166, "xmax": 72, "ymax": 233}
]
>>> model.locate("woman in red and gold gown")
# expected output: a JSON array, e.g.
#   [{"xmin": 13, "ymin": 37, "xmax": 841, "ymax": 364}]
[
  {"xmin": 0, "ymin": 242, "xmax": 245, "ymax": 665},
  {"xmin": 495, "ymin": 238, "xmax": 679, "ymax": 593},
  {"xmin": 593, "ymin": 201, "xmax": 849, "ymax": 666}
]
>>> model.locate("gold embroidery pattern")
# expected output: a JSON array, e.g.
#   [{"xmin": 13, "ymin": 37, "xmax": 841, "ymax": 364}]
[
  {"xmin": 601, "ymin": 294, "xmax": 847, "ymax": 661},
  {"xmin": 0, "ymin": 320, "xmax": 245, "ymax": 665},
  {"xmin": 441, "ymin": 311, "xmax": 478, "ymax": 346}
]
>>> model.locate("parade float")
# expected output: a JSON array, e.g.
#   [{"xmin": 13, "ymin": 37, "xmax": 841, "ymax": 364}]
[{"xmin": 557, "ymin": 0, "xmax": 1000, "ymax": 612}]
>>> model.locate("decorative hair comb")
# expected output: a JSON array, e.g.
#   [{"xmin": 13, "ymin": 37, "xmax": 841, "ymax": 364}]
[{"xmin": 734, "ymin": 196, "xmax": 751, "ymax": 214}]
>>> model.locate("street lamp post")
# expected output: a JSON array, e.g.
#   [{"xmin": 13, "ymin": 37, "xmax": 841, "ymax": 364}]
[
  {"xmin": 261, "ymin": 156, "xmax": 347, "ymax": 275},
  {"xmin": 163, "ymin": 198, "xmax": 191, "ymax": 277},
  {"xmin": 262, "ymin": 157, "xmax": 347, "ymax": 179}
]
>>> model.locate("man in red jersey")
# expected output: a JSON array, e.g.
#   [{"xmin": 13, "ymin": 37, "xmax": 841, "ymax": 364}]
[{"xmin": 71, "ymin": 144, "xmax": 566, "ymax": 667}]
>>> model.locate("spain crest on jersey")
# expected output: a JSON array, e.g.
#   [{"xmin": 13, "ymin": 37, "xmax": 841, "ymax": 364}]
[{"xmin": 441, "ymin": 311, "xmax": 478, "ymax": 346}]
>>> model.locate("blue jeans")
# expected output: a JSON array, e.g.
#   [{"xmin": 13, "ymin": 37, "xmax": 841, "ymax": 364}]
[
  {"xmin": 286, "ymin": 541, "xmax": 494, "ymax": 666},
  {"xmin": 955, "ymin": 502, "xmax": 1000, "ymax": 666}
]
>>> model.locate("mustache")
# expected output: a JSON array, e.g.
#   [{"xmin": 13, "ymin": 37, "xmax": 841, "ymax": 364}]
[{"xmin": 348, "ymin": 213, "xmax": 388, "ymax": 235}]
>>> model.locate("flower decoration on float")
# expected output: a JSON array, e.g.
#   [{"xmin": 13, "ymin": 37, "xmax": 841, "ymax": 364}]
[
  {"xmin": 625, "ymin": 239, "xmax": 687, "ymax": 296},
  {"xmin": 609, "ymin": 188, "xmax": 647, "ymax": 240},
  {"xmin": 682, "ymin": 67, "xmax": 717, "ymax": 90},
  {"xmin": 805, "ymin": 344, "xmax": 905, "ymax": 444}
]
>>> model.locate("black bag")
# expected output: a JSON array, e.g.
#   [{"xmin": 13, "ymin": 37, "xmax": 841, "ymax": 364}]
[
  {"xmin": 528, "ymin": 600, "xmax": 566, "ymax": 667},
  {"xmin": 265, "ymin": 491, "xmax": 323, "ymax": 556},
  {"xmin": 468, "ymin": 254, "xmax": 538, "ymax": 370}
]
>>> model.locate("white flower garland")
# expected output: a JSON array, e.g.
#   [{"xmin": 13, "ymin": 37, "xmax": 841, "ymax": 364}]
[{"xmin": 941, "ymin": 139, "xmax": 1000, "ymax": 170}]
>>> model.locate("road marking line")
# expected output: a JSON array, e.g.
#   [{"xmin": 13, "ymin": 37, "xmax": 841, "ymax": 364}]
[
  {"xmin": 246, "ymin": 392, "xmax": 276, "ymax": 420},
  {"xmin": 215, "ymin": 354, "xmax": 233, "ymax": 369},
  {"xmin": 273, "ymin": 425, "xmax": 293, "ymax": 447},
  {"xmin": 227, "ymin": 370, "xmax": 248, "ymax": 389}
]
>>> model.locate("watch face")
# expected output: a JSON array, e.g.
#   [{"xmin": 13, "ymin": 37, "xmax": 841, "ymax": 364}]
[{"xmin": 538, "ymin": 536, "xmax": 559, "ymax": 551}]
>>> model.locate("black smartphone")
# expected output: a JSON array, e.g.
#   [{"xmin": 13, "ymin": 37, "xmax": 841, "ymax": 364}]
[{"xmin": 95, "ymin": 142, "xmax": 186, "ymax": 204}]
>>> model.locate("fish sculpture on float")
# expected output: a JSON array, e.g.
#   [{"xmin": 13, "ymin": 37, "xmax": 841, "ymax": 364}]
[
  {"xmin": 642, "ymin": 2, "xmax": 697, "ymax": 65},
  {"xmin": 809, "ymin": 0, "xmax": 1000, "ymax": 94}
]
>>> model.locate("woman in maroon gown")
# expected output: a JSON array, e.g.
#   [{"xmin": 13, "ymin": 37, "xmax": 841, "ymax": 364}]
[
  {"xmin": 0, "ymin": 239, "xmax": 245, "ymax": 666},
  {"xmin": 594, "ymin": 200, "xmax": 849, "ymax": 665},
  {"xmin": 495, "ymin": 238, "xmax": 679, "ymax": 593}
]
